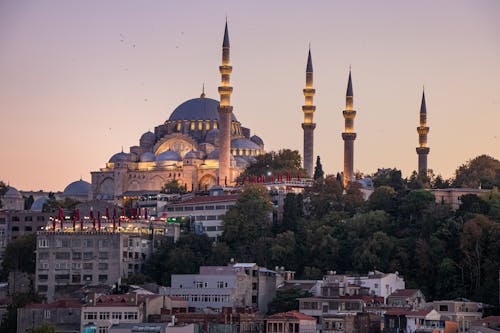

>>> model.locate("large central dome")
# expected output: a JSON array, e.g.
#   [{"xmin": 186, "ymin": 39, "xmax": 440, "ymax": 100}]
[{"xmin": 168, "ymin": 97, "xmax": 237, "ymax": 122}]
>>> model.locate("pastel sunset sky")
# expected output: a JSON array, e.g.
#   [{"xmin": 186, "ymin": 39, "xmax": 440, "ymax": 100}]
[{"xmin": 1, "ymin": 0, "xmax": 499, "ymax": 191}]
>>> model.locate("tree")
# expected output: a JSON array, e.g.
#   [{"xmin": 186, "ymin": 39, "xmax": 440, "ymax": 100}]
[
  {"xmin": 368, "ymin": 186, "xmax": 397, "ymax": 213},
  {"xmin": 1, "ymin": 234, "xmax": 36, "ymax": 279},
  {"xmin": 0, "ymin": 180, "xmax": 7, "ymax": 208},
  {"xmin": 238, "ymin": 149, "xmax": 305, "ymax": 181},
  {"xmin": 372, "ymin": 169, "xmax": 405, "ymax": 192},
  {"xmin": 313, "ymin": 156, "xmax": 324, "ymax": 180},
  {"xmin": 267, "ymin": 287, "xmax": 312, "ymax": 314},
  {"xmin": 27, "ymin": 322, "xmax": 56, "ymax": 333},
  {"xmin": 161, "ymin": 179, "xmax": 186, "ymax": 194},
  {"xmin": 0, "ymin": 292, "xmax": 43, "ymax": 333},
  {"xmin": 24, "ymin": 195, "xmax": 34, "ymax": 210},
  {"xmin": 306, "ymin": 175, "xmax": 343, "ymax": 219},
  {"xmin": 222, "ymin": 184, "xmax": 273, "ymax": 261},
  {"xmin": 453, "ymin": 154, "xmax": 500, "ymax": 189}
]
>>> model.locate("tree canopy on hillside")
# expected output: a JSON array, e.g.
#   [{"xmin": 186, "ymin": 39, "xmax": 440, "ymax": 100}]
[{"xmin": 453, "ymin": 154, "xmax": 500, "ymax": 189}]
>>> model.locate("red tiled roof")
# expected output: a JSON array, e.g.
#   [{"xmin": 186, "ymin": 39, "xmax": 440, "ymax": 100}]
[
  {"xmin": 171, "ymin": 195, "xmax": 239, "ymax": 206},
  {"xmin": 389, "ymin": 289, "xmax": 420, "ymax": 297},
  {"xmin": 268, "ymin": 311, "xmax": 316, "ymax": 321},
  {"xmin": 384, "ymin": 308, "xmax": 414, "ymax": 316},
  {"xmin": 26, "ymin": 299, "xmax": 82, "ymax": 309},
  {"xmin": 406, "ymin": 309, "xmax": 432, "ymax": 317}
]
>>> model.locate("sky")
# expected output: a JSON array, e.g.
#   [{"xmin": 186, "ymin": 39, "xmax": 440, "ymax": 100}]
[{"xmin": 0, "ymin": 0, "xmax": 499, "ymax": 192}]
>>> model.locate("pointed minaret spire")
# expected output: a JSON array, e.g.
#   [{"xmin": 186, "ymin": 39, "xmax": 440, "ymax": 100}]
[
  {"xmin": 416, "ymin": 88, "xmax": 430, "ymax": 175},
  {"xmin": 342, "ymin": 68, "xmax": 357, "ymax": 188},
  {"xmin": 301, "ymin": 46, "xmax": 316, "ymax": 177},
  {"xmin": 200, "ymin": 82, "xmax": 206, "ymax": 98},
  {"xmin": 223, "ymin": 19, "xmax": 230, "ymax": 48},
  {"xmin": 218, "ymin": 19, "xmax": 234, "ymax": 185}
]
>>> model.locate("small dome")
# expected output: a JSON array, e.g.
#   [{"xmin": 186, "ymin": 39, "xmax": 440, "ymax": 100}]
[
  {"xmin": 156, "ymin": 150, "xmax": 182, "ymax": 162},
  {"xmin": 184, "ymin": 150, "xmax": 199, "ymax": 159},
  {"xmin": 4, "ymin": 186, "xmax": 22, "ymax": 199},
  {"xmin": 205, "ymin": 128, "xmax": 219, "ymax": 145},
  {"xmin": 140, "ymin": 152, "xmax": 155, "ymax": 162},
  {"xmin": 63, "ymin": 180, "xmax": 91, "ymax": 197},
  {"xmin": 250, "ymin": 135, "xmax": 264, "ymax": 147},
  {"xmin": 168, "ymin": 98, "xmax": 237, "ymax": 122},
  {"xmin": 31, "ymin": 196, "xmax": 49, "ymax": 212},
  {"xmin": 140, "ymin": 131, "xmax": 155, "ymax": 147},
  {"xmin": 231, "ymin": 138, "xmax": 261, "ymax": 150},
  {"xmin": 109, "ymin": 152, "xmax": 130, "ymax": 163}
]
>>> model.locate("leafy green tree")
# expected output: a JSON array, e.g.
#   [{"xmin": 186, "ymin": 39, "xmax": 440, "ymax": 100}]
[
  {"xmin": 280, "ymin": 193, "xmax": 303, "ymax": 232},
  {"xmin": 0, "ymin": 292, "xmax": 43, "ymax": 333},
  {"xmin": 27, "ymin": 321, "xmax": 56, "ymax": 333},
  {"xmin": 399, "ymin": 189, "xmax": 435, "ymax": 222},
  {"xmin": 368, "ymin": 186, "xmax": 397, "ymax": 213},
  {"xmin": 161, "ymin": 179, "xmax": 186, "ymax": 194},
  {"xmin": 238, "ymin": 149, "xmax": 305, "ymax": 181},
  {"xmin": 453, "ymin": 154, "xmax": 500, "ymax": 189},
  {"xmin": 343, "ymin": 182, "xmax": 364, "ymax": 213},
  {"xmin": 313, "ymin": 156, "xmax": 324, "ymax": 180},
  {"xmin": 306, "ymin": 175, "xmax": 343, "ymax": 219},
  {"xmin": 372, "ymin": 169, "xmax": 405, "ymax": 192},
  {"xmin": 270, "ymin": 231, "xmax": 297, "ymax": 270},
  {"xmin": 432, "ymin": 175, "xmax": 450, "ymax": 189},
  {"xmin": 24, "ymin": 195, "xmax": 34, "ymax": 210},
  {"xmin": 1, "ymin": 234, "xmax": 36, "ymax": 279},
  {"xmin": 352, "ymin": 231, "xmax": 395, "ymax": 271},
  {"xmin": 457, "ymin": 194, "xmax": 490, "ymax": 216},
  {"xmin": 222, "ymin": 184, "xmax": 273, "ymax": 261},
  {"xmin": 267, "ymin": 287, "xmax": 312, "ymax": 315},
  {"xmin": 0, "ymin": 180, "xmax": 7, "ymax": 208}
]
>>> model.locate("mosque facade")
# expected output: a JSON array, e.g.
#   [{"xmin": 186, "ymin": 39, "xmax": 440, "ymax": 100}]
[{"xmin": 91, "ymin": 23, "xmax": 264, "ymax": 201}]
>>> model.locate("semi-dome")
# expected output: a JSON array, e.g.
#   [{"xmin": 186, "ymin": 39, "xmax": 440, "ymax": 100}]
[
  {"xmin": 140, "ymin": 131, "xmax": 156, "ymax": 147},
  {"xmin": 140, "ymin": 152, "xmax": 155, "ymax": 162},
  {"xmin": 250, "ymin": 135, "xmax": 264, "ymax": 146},
  {"xmin": 63, "ymin": 180, "xmax": 91, "ymax": 197},
  {"xmin": 231, "ymin": 138, "xmax": 261, "ymax": 150},
  {"xmin": 168, "ymin": 97, "xmax": 237, "ymax": 122},
  {"xmin": 205, "ymin": 128, "xmax": 219, "ymax": 145},
  {"xmin": 184, "ymin": 150, "xmax": 199, "ymax": 159},
  {"xmin": 109, "ymin": 152, "xmax": 130, "ymax": 163},
  {"xmin": 4, "ymin": 186, "xmax": 22, "ymax": 199},
  {"xmin": 156, "ymin": 150, "xmax": 182, "ymax": 162},
  {"xmin": 31, "ymin": 196, "xmax": 49, "ymax": 212}
]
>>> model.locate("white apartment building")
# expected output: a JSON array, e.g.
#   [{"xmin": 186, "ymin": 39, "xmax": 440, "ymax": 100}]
[{"xmin": 347, "ymin": 270, "xmax": 405, "ymax": 302}]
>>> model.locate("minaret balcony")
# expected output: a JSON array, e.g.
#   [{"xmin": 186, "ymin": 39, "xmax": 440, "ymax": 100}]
[
  {"xmin": 303, "ymin": 88, "xmax": 316, "ymax": 96},
  {"xmin": 417, "ymin": 127, "xmax": 429, "ymax": 135},
  {"xmin": 416, "ymin": 147, "xmax": 430, "ymax": 154},
  {"xmin": 218, "ymin": 86, "xmax": 233, "ymax": 95},
  {"xmin": 342, "ymin": 132, "xmax": 357, "ymax": 140},
  {"xmin": 302, "ymin": 105, "xmax": 316, "ymax": 112},
  {"xmin": 343, "ymin": 110, "xmax": 356, "ymax": 119},
  {"xmin": 219, "ymin": 66, "xmax": 233, "ymax": 74}
]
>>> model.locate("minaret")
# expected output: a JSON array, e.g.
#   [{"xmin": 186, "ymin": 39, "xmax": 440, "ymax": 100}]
[
  {"xmin": 302, "ymin": 47, "xmax": 316, "ymax": 177},
  {"xmin": 416, "ymin": 89, "xmax": 430, "ymax": 175},
  {"xmin": 342, "ymin": 69, "xmax": 356, "ymax": 188},
  {"xmin": 217, "ymin": 20, "xmax": 234, "ymax": 185}
]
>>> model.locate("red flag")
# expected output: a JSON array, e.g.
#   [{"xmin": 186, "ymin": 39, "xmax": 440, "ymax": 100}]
[
  {"xmin": 225, "ymin": 176, "xmax": 227, "ymax": 186},
  {"xmin": 52, "ymin": 216, "xmax": 56, "ymax": 231},
  {"xmin": 59, "ymin": 208, "xmax": 63, "ymax": 230},
  {"xmin": 145, "ymin": 208, "xmax": 148, "ymax": 220},
  {"xmin": 113, "ymin": 208, "xmax": 117, "ymax": 231},
  {"xmin": 297, "ymin": 172, "xmax": 301, "ymax": 181},
  {"xmin": 73, "ymin": 209, "xmax": 77, "ymax": 231},
  {"xmin": 106, "ymin": 207, "xmax": 110, "ymax": 220},
  {"xmin": 270, "ymin": 174, "xmax": 275, "ymax": 182},
  {"xmin": 217, "ymin": 176, "xmax": 220, "ymax": 185},
  {"xmin": 97, "ymin": 211, "xmax": 101, "ymax": 231}
]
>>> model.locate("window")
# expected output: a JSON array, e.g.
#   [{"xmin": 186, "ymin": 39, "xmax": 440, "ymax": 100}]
[
  {"xmin": 24, "ymin": 226, "xmax": 32, "ymax": 231},
  {"xmin": 83, "ymin": 239, "xmax": 93, "ymax": 247},
  {"xmin": 98, "ymin": 263, "xmax": 108, "ymax": 270},
  {"xmin": 206, "ymin": 216, "xmax": 217, "ymax": 221},
  {"xmin": 215, "ymin": 205, "xmax": 225, "ymax": 210},
  {"xmin": 55, "ymin": 252, "xmax": 70, "ymax": 260},
  {"xmin": 72, "ymin": 252, "xmax": 82, "ymax": 260},
  {"xmin": 98, "ymin": 274, "xmax": 108, "ymax": 283},
  {"xmin": 98, "ymin": 240, "xmax": 108, "ymax": 248},
  {"xmin": 37, "ymin": 216, "xmax": 45, "ymax": 222},
  {"xmin": 55, "ymin": 240, "xmax": 62, "ymax": 247},
  {"xmin": 83, "ymin": 252, "xmax": 93, "ymax": 260},
  {"xmin": 72, "ymin": 275, "xmax": 81, "ymax": 283},
  {"xmin": 195, "ymin": 206, "xmax": 204, "ymax": 211},
  {"xmin": 99, "ymin": 252, "xmax": 108, "ymax": 259},
  {"xmin": 99, "ymin": 312, "xmax": 110, "ymax": 320},
  {"xmin": 439, "ymin": 305, "xmax": 449, "ymax": 312},
  {"xmin": 124, "ymin": 312, "xmax": 138, "ymax": 320},
  {"xmin": 217, "ymin": 281, "xmax": 224, "ymax": 288},
  {"xmin": 112, "ymin": 312, "xmax": 122, "ymax": 320},
  {"xmin": 38, "ymin": 274, "xmax": 48, "ymax": 281},
  {"xmin": 62, "ymin": 239, "xmax": 70, "ymax": 247},
  {"xmin": 98, "ymin": 327, "xmax": 108, "ymax": 333},
  {"xmin": 55, "ymin": 274, "xmax": 69, "ymax": 281},
  {"xmin": 84, "ymin": 312, "xmax": 97, "ymax": 320},
  {"xmin": 12, "ymin": 216, "xmax": 20, "ymax": 222},
  {"xmin": 83, "ymin": 274, "xmax": 92, "ymax": 282},
  {"xmin": 195, "ymin": 281, "xmax": 203, "ymax": 288},
  {"xmin": 11, "ymin": 226, "xmax": 19, "ymax": 232},
  {"xmin": 38, "ymin": 252, "xmax": 49, "ymax": 260},
  {"xmin": 83, "ymin": 263, "xmax": 93, "ymax": 270},
  {"xmin": 39, "ymin": 263, "xmax": 49, "ymax": 270},
  {"xmin": 38, "ymin": 285, "xmax": 48, "ymax": 292},
  {"xmin": 72, "ymin": 263, "xmax": 81, "ymax": 269},
  {"xmin": 44, "ymin": 310, "xmax": 51, "ymax": 319}
]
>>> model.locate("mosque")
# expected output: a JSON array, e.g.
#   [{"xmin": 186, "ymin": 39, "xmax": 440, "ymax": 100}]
[
  {"xmin": 91, "ymin": 22, "xmax": 264, "ymax": 201},
  {"xmin": 89, "ymin": 20, "xmax": 431, "ymax": 202}
]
